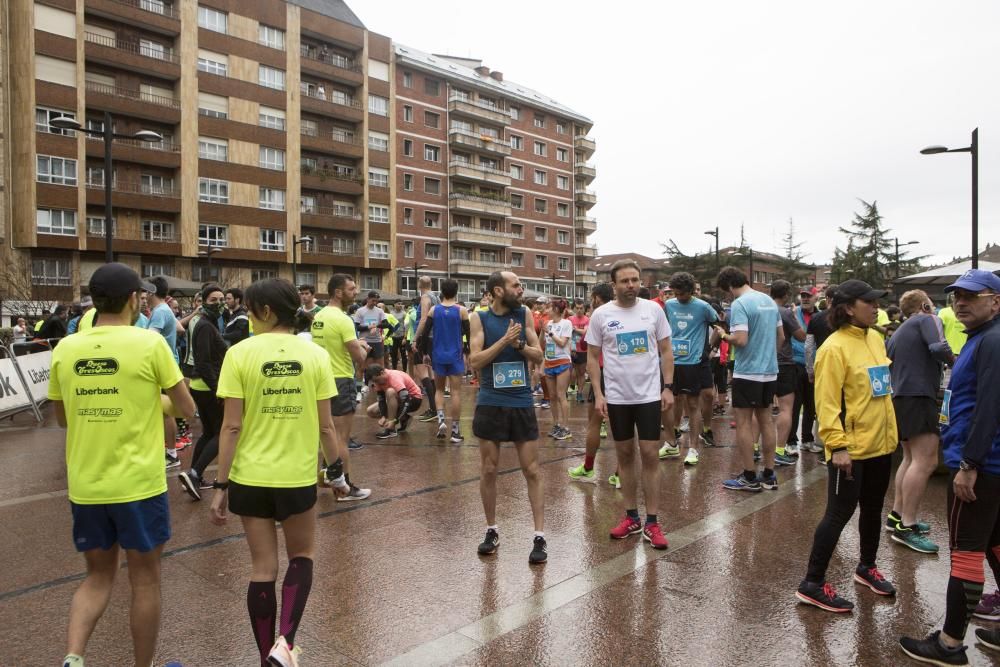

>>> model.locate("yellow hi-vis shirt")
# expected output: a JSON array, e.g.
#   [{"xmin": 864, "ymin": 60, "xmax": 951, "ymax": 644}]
[
  {"xmin": 309, "ymin": 305, "xmax": 357, "ymax": 378},
  {"xmin": 939, "ymin": 307, "xmax": 967, "ymax": 355},
  {"xmin": 48, "ymin": 326, "xmax": 183, "ymax": 504}
]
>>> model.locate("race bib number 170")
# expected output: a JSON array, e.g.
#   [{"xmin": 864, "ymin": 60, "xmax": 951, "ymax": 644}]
[{"xmin": 616, "ymin": 331, "xmax": 649, "ymax": 356}]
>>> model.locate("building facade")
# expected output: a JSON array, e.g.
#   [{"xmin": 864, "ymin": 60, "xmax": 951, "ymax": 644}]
[{"xmin": 5, "ymin": 0, "xmax": 595, "ymax": 304}]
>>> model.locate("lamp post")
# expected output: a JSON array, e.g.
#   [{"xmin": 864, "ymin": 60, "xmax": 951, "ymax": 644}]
[
  {"xmin": 291, "ymin": 234, "xmax": 313, "ymax": 286},
  {"xmin": 549, "ymin": 272, "xmax": 564, "ymax": 297},
  {"xmin": 893, "ymin": 238, "xmax": 919, "ymax": 279},
  {"xmin": 410, "ymin": 262, "xmax": 428, "ymax": 298},
  {"xmin": 49, "ymin": 113, "xmax": 162, "ymax": 263},
  {"xmin": 732, "ymin": 247, "xmax": 754, "ymax": 289},
  {"xmin": 920, "ymin": 128, "xmax": 979, "ymax": 268},
  {"xmin": 197, "ymin": 246, "xmax": 222, "ymax": 281},
  {"xmin": 704, "ymin": 227, "xmax": 719, "ymax": 271}
]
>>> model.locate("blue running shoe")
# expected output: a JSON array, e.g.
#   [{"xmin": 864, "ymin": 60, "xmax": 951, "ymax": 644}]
[{"xmin": 723, "ymin": 475, "xmax": 762, "ymax": 492}]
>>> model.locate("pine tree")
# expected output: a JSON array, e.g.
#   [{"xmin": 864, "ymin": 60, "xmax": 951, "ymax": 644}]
[
  {"xmin": 661, "ymin": 240, "xmax": 716, "ymax": 288},
  {"xmin": 775, "ymin": 218, "xmax": 812, "ymax": 287},
  {"xmin": 838, "ymin": 199, "xmax": 894, "ymax": 288}
]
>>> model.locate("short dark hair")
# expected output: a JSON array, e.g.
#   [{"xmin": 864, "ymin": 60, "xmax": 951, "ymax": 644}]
[
  {"xmin": 828, "ymin": 302, "xmax": 855, "ymax": 330},
  {"xmin": 149, "ymin": 276, "xmax": 168, "ymax": 299},
  {"xmin": 244, "ymin": 279, "xmax": 299, "ymax": 328},
  {"xmin": 770, "ymin": 280, "xmax": 792, "ymax": 300},
  {"xmin": 92, "ymin": 295, "xmax": 129, "ymax": 315},
  {"xmin": 638, "ymin": 287, "xmax": 651, "ymax": 300},
  {"xmin": 486, "ymin": 271, "xmax": 508, "ymax": 299},
  {"xmin": 716, "ymin": 266, "xmax": 748, "ymax": 291},
  {"xmin": 609, "ymin": 259, "xmax": 641, "ymax": 283},
  {"xmin": 440, "ymin": 278, "xmax": 459, "ymax": 299},
  {"xmin": 591, "ymin": 282, "xmax": 613, "ymax": 305},
  {"xmin": 298, "ymin": 284, "xmax": 315, "ymax": 294},
  {"xmin": 327, "ymin": 273, "xmax": 353, "ymax": 296},
  {"xmin": 201, "ymin": 284, "xmax": 223, "ymax": 301},
  {"xmin": 364, "ymin": 364, "xmax": 387, "ymax": 385},
  {"xmin": 669, "ymin": 272, "xmax": 696, "ymax": 293},
  {"xmin": 53, "ymin": 304, "xmax": 68, "ymax": 316},
  {"xmin": 886, "ymin": 305, "xmax": 902, "ymax": 318},
  {"xmin": 367, "ymin": 290, "xmax": 379, "ymax": 299},
  {"xmin": 226, "ymin": 287, "xmax": 243, "ymax": 303}
]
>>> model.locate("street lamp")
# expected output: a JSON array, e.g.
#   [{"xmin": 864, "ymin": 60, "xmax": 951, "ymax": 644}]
[
  {"xmin": 409, "ymin": 262, "xmax": 428, "ymax": 298},
  {"xmin": 731, "ymin": 247, "xmax": 754, "ymax": 289},
  {"xmin": 549, "ymin": 272, "xmax": 564, "ymax": 297},
  {"xmin": 197, "ymin": 246, "xmax": 223, "ymax": 281},
  {"xmin": 704, "ymin": 227, "xmax": 719, "ymax": 271},
  {"xmin": 291, "ymin": 234, "xmax": 313, "ymax": 286},
  {"xmin": 920, "ymin": 128, "xmax": 978, "ymax": 268},
  {"xmin": 893, "ymin": 238, "xmax": 919, "ymax": 279},
  {"xmin": 49, "ymin": 112, "xmax": 163, "ymax": 263}
]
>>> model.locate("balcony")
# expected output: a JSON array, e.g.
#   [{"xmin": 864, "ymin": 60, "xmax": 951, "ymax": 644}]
[
  {"xmin": 448, "ymin": 160, "xmax": 511, "ymax": 187},
  {"xmin": 86, "ymin": 179, "xmax": 181, "ymax": 213},
  {"xmin": 299, "ymin": 46, "xmax": 363, "ymax": 86},
  {"xmin": 449, "ymin": 191, "xmax": 511, "ymax": 217},
  {"xmin": 449, "ymin": 259, "xmax": 506, "ymax": 275},
  {"xmin": 84, "ymin": 220, "xmax": 181, "ymax": 255},
  {"xmin": 574, "ymin": 134, "xmax": 596, "ymax": 157},
  {"xmin": 84, "ymin": 0, "xmax": 180, "ymax": 36},
  {"xmin": 85, "ymin": 81, "xmax": 180, "ymax": 123},
  {"xmin": 83, "ymin": 32, "xmax": 180, "ymax": 80},
  {"xmin": 300, "ymin": 205, "xmax": 364, "ymax": 233},
  {"xmin": 447, "ymin": 95, "xmax": 511, "ymax": 126},
  {"xmin": 300, "ymin": 89, "xmax": 364, "ymax": 123},
  {"xmin": 302, "ymin": 239, "xmax": 364, "ymax": 267},
  {"xmin": 575, "ymin": 268, "xmax": 598, "ymax": 279},
  {"xmin": 86, "ymin": 135, "xmax": 181, "ymax": 169},
  {"xmin": 575, "ymin": 242, "xmax": 598, "ymax": 258},
  {"xmin": 300, "ymin": 127, "xmax": 364, "ymax": 158},
  {"xmin": 301, "ymin": 163, "xmax": 364, "ymax": 196},
  {"xmin": 575, "ymin": 188, "xmax": 597, "ymax": 207},
  {"xmin": 574, "ymin": 215, "xmax": 597, "ymax": 234},
  {"xmin": 448, "ymin": 129, "xmax": 511, "ymax": 157},
  {"xmin": 574, "ymin": 162, "xmax": 596, "ymax": 183},
  {"xmin": 449, "ymin": 226, "xmax": 517, "ymax": 248}
]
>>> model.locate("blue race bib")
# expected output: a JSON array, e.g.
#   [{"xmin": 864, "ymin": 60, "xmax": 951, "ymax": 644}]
[
  {"xmin": 672, "ymin": 339, "xmax": 690, "ymax": 358},
  {"xmin": 493, "ymin": 361, "xmax": 526, "ymax": 389},
  {"xmin": 545, "ymin": 339, "xmax": 556, "ymax": 359},
  {"xmin": 867, "ymin": 365, "xmax": 892, "ymax": 398},
  {"xmin": 616, "ymin": 331, "xmax": 649, "ymax": 356},
  {"xmin": 939, "ymin": 389, "xmax": 952, "ymax": 426}
]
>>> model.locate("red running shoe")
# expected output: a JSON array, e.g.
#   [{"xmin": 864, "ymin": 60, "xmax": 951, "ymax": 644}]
[
  {"xmin": 643, "ymin": 522, "xmax": 668, "ymax": 550},
  {"xmin": 609, "ymin": 515, "xmax": 642, "ymax": 539}
]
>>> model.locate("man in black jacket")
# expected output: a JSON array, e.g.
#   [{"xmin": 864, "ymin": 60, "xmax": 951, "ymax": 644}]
[{"xmin": 222, "ymin": 287, "xmax": 250, "ymax": 346}]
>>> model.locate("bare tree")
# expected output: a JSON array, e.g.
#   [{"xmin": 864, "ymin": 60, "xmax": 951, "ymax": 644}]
[{"xmin": 0, "ymin": 247, "xmax": 56, "ymax": 323}]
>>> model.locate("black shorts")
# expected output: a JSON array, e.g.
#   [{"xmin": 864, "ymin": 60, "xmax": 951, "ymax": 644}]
[
  {"xmin": 366, "ymin": 342, "xmax": 385, "ymax": 359},
  {"xmin": 473, "ymin": 405, "xmax": 539, "ymax": 443},
  {"xmin": 331, "ymin": 377, "xmax": 358, "ymax": 416},
  {"xmin": 732, "ymin": 378, "xmax": 777, "ymax": 409},
  {"xmin": 412, "ymin": 350, "xmax": 427, "ymax": 366},
  {"xmin": 228, "ymin": 481, "xmax": 317, "ymax": 521},
  {"xmin": 711, "ymin": 358, "xmax": 728, "ymax": 392},
  {"xmin": 894, "ymin": 396, "xmax": 940, "ymax": 440},
  {"xmin": 948, "ymin": 470, "xmax": 1000, "ymax": 553},
  {"xmin": 571, "ymin": 351, "xmax": 586, "ymax": 366},
  {"xmin": 587, "ymin": 371, "xmax": 605, "ymax": 403},
  {"xmin": 775, "ymin": 365, "xmax": 797, "ymax": 397},
  {"xmin": 607, "ymin": 401, "xmax": 662, "ymax": 442},
  {"xmin": 673, "ymin": 362, "xmax": 712, "ymax": 395}
]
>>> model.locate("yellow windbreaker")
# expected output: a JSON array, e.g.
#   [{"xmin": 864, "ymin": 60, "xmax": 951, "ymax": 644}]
[{"xmin": 815, "ymin": 324, "xmax": 898, "ymax": 461}]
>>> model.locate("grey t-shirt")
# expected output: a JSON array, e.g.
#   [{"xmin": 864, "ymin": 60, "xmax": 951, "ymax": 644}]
[
  {"xmin": 778, "ymin": 305, "xmax": 802, "ymax": 365},
  {"xmin": 887, "ymin": 314, "xmax": 953, "ymax": 398},
  {"xmin": 353, "ymin": 305, "xmax": 386, "ymax": 344}
]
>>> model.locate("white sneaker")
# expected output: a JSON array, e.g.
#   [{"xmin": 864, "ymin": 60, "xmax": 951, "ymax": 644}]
[
  {"xmin": 658, "ymin": 442, "xmax": 680, "ymax": 459},
  {"xmin": 337, "ymin": 485, "xmax": 372, "ymax": 502},
  {"xmin": 786, "ymin": 443, "xmax": 799, "ymax": 456},
  {"xmin": 679, "ymin": 417, "xmax": 690, "ymax": 433},
  {"xmin": 267, "ymin": 635, "xmax": 301, "ymax": 667},
  {"xmin": 803, "ymin": 441, "xmax": 824, "ymax": 454},
  {"xmin": 684, "ymin": 449, "xmax": 699, "ymax": 466}
]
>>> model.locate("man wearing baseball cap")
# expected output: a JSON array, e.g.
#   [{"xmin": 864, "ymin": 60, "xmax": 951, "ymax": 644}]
[
  {"xmin": 49, "ymin": 263, "xmax": 196, "ymax": 667},
  {"xmin": 900, "ymin": 269, "xmax": 1000, "ymax": 664},
  {"xmin": 788, "ymin": 287, "xmax": 820, "ymax": 454}
]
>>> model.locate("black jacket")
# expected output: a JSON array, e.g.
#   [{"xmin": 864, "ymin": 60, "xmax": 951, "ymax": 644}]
[
  {"xmin": 191, "ymin": 312, "xmax": 227, "ymax": 394},
  {"xmin": 223, "ymin": 306, "xmax": 250, "ymax": 346}
]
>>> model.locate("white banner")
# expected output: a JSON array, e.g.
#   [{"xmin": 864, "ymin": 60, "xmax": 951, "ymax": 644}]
[
  {"xmin": 16, "ymin": 349, "xmax": 52, "ymax": 402},
  {"xmin": 0, "ymin": 357, "xmax": 33, "ymax": 414}
]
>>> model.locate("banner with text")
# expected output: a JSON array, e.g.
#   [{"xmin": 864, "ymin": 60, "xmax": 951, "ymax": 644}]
[
  {"xmin": 0, "ymin": 357, "xmax": 33, "ymax": 415},
  {"xmin": 16, "ymin": 349, "xmax": 51, "ymax": 403}
]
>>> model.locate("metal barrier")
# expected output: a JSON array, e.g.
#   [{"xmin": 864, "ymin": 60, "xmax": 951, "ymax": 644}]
[{"xmin": 0, "ymin": 343, "xmax": 44, "ymax": 422}]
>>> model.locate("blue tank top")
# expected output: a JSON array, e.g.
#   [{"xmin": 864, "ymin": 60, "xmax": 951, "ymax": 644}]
[
  {"xmin": 431, "ymin": 304, "xmax": 463, "ymax": 361},
  {"xmin": 477, "ymin": 307, "xmax": 532, "ymax": 408}
]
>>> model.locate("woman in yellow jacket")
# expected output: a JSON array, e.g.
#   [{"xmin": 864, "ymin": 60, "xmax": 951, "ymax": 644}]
[{"xmin": 795, "ymin": 280, "xmax": 899, "ymax": 613}]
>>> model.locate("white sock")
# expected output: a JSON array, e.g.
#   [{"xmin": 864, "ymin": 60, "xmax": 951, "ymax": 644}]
[
  {"xmin": 167, "ymin": 448, "xmax": 177, "ymax": 457},
  {"xmin": 534, "ymin": 531, "xmax": 545, "ymax": 538},
  {"xmin": 487, "ymin": 525, "xmax": 498, "ymax": 532}
]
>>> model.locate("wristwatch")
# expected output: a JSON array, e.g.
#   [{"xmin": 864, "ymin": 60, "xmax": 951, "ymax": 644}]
[
  {"xmin": 960, "ymin": 459, "xmax": 979, "ymax": 472},
  {"xmin": 212, "ymin": 480, "xmax": 230, "ymax": 490},
  {"xmin": 515, "ymin": 339, "xmax": 526, "ymax": 351}
]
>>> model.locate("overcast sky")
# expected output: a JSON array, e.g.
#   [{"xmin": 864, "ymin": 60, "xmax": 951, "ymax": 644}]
[{"xmin": 366, "ymin": 1, "xmax": 999, "ymax": 266}]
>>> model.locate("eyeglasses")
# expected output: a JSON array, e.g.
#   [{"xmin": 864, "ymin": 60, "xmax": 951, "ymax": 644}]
[{"xmin": 952, "ymin": 290, "xmax": 998, "ymax": 302}]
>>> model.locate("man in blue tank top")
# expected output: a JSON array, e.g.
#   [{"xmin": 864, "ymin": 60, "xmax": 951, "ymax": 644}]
[
  {"xmin": 469, "ymin": 271, "xmax": 547, "ymax": 565},
  {"xmin": 416, "ymin": 278, "xmax": 470, "ymax": 443}
]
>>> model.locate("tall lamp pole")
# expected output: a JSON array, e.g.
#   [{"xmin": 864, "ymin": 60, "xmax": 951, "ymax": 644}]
[
  {"xmin": 197, "ymin": 247, "xmax": 222, "ymax": 281},
  {"xmin": 704, "ymin": 227, "xmax": 719, "ymax": 271},
  {"xmin": 893, "ymin": 238, "xmax": 919, "ymax": 279},
  {"xmin": 549, "ymin": 272, "xmax": 564, "ymax": 297},
  {"xmin": 291, "ymin": 234, "xmax": 313, "ymax": 286},
  {"xmin": 920, "ymin": 128, "xmax": 979, "ymax": 268},
  {"xmin": 50, "ymin": 113, "xmax": 162, "ymax": 263},
  {"xmin": 410, "ymin": 262, "xmax": 428, "ymax": 297}
]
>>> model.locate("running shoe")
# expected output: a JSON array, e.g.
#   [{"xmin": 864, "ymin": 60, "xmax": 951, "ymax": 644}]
[
  {"xmin": 567, "ymin": 464, "xmax": 597, "ymax": 484},
  {"xmin": 347, "ymin": 437, "xmax": 364, "ymax": 451},
  {"xmin": 267, "ymin": 635, "xmax": 301, "ymax": 667},
  {"xmin": 891, "ymin": 526, "xmax": 939, "ymax": 554},
  {"xmin": 436, "ymin": 421, "xmax": 448, "ymax": 439},
  {"xmin": 608, "ymin": 473, "xmax": 621, "ymax": 489},
  {"xmin": 898, "ymin": 632, "xmax": 968, "ymax": 666},
  {"xmin": 450, "ymin": 430, "xmax": 465, "ymax": 444},
  {"xmin": 165, "ymin": 452, "xmax": 180, "ymax": 469},
  {"xmin": 854, "ymin": 565, "xmax": 895, "ymax": 596},
  {"xmin": 679, "ymin": 417, "xmax": 690, "ymax": 432},
  {"xmin": 673, "ymin": 428, "xmax": 683, "ymax": 442},
  {"xmin": 529, "ymin": 536, "xmax": 548, "ymax": 564},
  {"xmin": 975, "ymin": 590, "xmax": 1000, "ymax": 621},
  {"xmin": 802, "ymin": 440, "xmax": 824, "ymax": 454},
  {"xmin": 760, "ymin": 470, "xmax": 778, "ymax": 490},
  {"xmin": 774, "ymin": 452, "xmax": 796, "ymax": 466},
  {"xmin": 600, "ymin": 422, "xmax": 607, "ymax": 439},
  {"xmin": 199, "ymin": 477, "xmax": 215, "ymax": 490},
  {"xmin": 63, "ymin": 656, "xmax": 84, "ymax": 667},
  {"xmin": 683, "ymin": 449, "xmax": 699, "ymax": 466},
  {"xmin": 785, "ymin": 443, "xmax": 800, "ymax": 457},
  {"xmin": 976, "ymin": 627, "xmax": 1000, "ymax": 652},
  {"xmin": 700, "ymin": 428, "xmax": 716, "ymax": 447},
  {"xmin": 609, "ymin": 515, "xmax": 642, "ymax": 539},
  {"xmin": 478, "ymin": 528, "xmax": 499, "ymax": 555},
  {"xmin": 398, "ymin": 411, "xmax": 412, "ymax": 432},
  {"xmin": 658, "ymin": 443, "xmax": 680, "ymax": 459},
  {"xmin": 884, "ymin": 513, "xmax": 930, "ymax": 534},
  {"xmin": 174, "ymin": 435, "xmax": 191, "ymax": 451},
  {"xmin": 642, "ymin": 522, "xmax": 668, "ymax": 550},
  {"xmin": 553, "ymin": 426, "xmax": 572, "ymax": 441},
  {"xmin": 548, "ymin": 425, "xmax": 559, "ymax": 437},
  {"xmin": 795, "ymin": 581, "xmax": 854, "ymax": 613},
  {"xmin": 375, "ymin": 427, "xmax": 397, "ymax": 439},
  {"xmin": 418, "ymin": 409, "xmax": 438, "ymax": 422},
  {"xmin": 444, "ymin": 388, "xmax": 451, "ymax": 397},
  {"xmin": 723, "ymin": 474, "xmax": 762, "ymax": 492},
  {"xmin": 532, "ymin": 385, "xmax": 544, "ymax": 396},
  {"xmin": 178, "ymin": 471, "xmax": 201, "ymax": 501},
  {"xmin": 337, "ymin": 485, "xmax": 371, "ymax": 502},
  {"xmin": 539, "ymin": 400, "xmax": 551, "ymax": 409}
]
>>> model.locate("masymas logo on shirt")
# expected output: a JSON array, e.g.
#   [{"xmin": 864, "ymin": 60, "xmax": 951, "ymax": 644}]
[{"xmin": 261, "ymin": 361, "xmax": 303, "ymax": 377}]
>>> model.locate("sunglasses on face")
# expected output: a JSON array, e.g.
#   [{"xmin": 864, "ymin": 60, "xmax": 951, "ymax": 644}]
[{"xmin": 952, "ymin": 290, "xmax": 998, "ymax": 302}]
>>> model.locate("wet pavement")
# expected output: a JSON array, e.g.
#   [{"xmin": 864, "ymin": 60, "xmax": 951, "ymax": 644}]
[{"xmin": 1, "ymin": 381, "xmax": 997, "ymax": 666}]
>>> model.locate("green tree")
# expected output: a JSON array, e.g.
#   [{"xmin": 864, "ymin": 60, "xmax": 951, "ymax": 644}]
[
  {"xmin": 830, "ymin": 239, "xmax": 865, "ymax": 284},
  {"xmin": 661, "ymin": 240, "xmax": 716, "ymax": 288},
  {"xmin": 775, "ymin": 218, "xmax": 813, "ymax": 287},
  {"xmin": 838, "ymin": 199, "xmax": 895, "ymax": 288}
]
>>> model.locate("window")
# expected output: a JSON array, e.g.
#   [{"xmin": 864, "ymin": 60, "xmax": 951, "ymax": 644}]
[
  {"xmin": 480, "ymin": 126, "xmax": 499, "ymax": 139},
  {"xmin": 534, "ymin": 141, "xmax": 546, "ymax": 157},
  {"xmin": 557, "ymin": 230, "xmax": 570, "ymax": 244},
  {"xmin": 451, "ymin": 118, "xmax": 472, "ymax": 133},
  {"xmin": 369, "ymin": 241, "xmax": 389, "ymax": 259},
  {"xmin": 510, "ymin": 135, "xmax": 523, "ymax": 150},
  {"xmin": 368, "ymin": 131, "xmax": 389, "ymax": 151},
  {"xmin": 534, "ymin": 198, "xmax": 547, "ymax": 214},
  {"xmin": 403, "ymin": 207, "xmax": 413, "ymax": 225},
  {"xmin": 197, "ymin": 5, "xmax": 227, "ymax": 33},
  {"xmin": 198, "ymin": 178, "xmax": 229, "ymax": 204},
  {"xmin": 558, "ymin": 257, "xmax": 570, "ymax": 271},
  {"xmin": 300, "ymin": 119, "xmax": 318, "ymax": 137},
  {"xmin": 424, "ymin": 211, "xmax": 440, "ymax": 228},
  {"xmin": 37, "ymin": 155, "xmax": 77, "ymax": 185},
  {"xmin": 32, "ymin": 258, "xmax": 71, "ymax": 286},
  {"xmin": 259, "ymin": 228, "xmax": 285, "ymax": 251},
  {"xmin": 86, "ymin": 166, "xmax": 108, "ymax": 187},
  {"xmin": 36, "ymin": 107, "xmax": 75, "ymax": 135},
  {"xmin": 425, "ymin": 243, "xmax": 441, "ymax": 259},
  {"xmin": 361, "ymin": 273, "xmax": 382, "ymax": 290},
  {"xmin": 403, "ymin": 105, "xmax": 413, "ymax": 122},
  {"xmin": 143, "ymin": 220, "xmax": 174, "ymax": 241},
  {"xmin": 424, "ymin": 177, "xmax": 440, "ymax": 195},
  {"xmin": 510, "ymin": 194, "xmax": 524, "ymax": 209},
  {"xmin": 403, "ymin": 173, "xmax": 413, "ymax": 191},
  {"xmin": 199, "ymin": 223, "xmax": 228, "ymax": 247},
  {"xmin": 198, "ymin": 92, "xmax": 228, "ymax": 119},
  {"xmin": 403, "ymin": 139, "xmax": 413, "ymax": 157},
  {"xmin": 534, "ymin": 227, "xmax": 548, "ymax": 242},
  {"xmin": 368, "ymin": 204, "xmax": 389, "ymax": 223},
  {"xmin": 424, "ymin": 78, "xmax": 439, "ymax": 96},
  {"xmin": 258, "ymin": 25, "xmax": 285, "ymax": 50},
  {"xmin": 140, "ymin": 39, "xmax": 166, "ymax": 60},
  {"xmin": 424, "ymin": 111, "xmax": 439, "ymax": 128},
  {"xmin": 511, "ymin": 223, "xmax": 524, "ymax": 238},
  {"xmin": 556, "ymin": 121, "xmax": 567, "ymax": 135},
  {"xmin": 259, "ymin": 107, "xmax": 285, "ymax": 130},
  {"xmin": 511, "ymin": 252, "xmax": 524, "ymax": 267},
  {"xmin": 198, "ymin": 136, "xmax": 227, "ymax": 161},
  {"xmin": 452, "ymin": 246, "xmax": 471, "ymax": 261},
  {"xmin": 36, "ymin": 209, "xmax": 76, "ymax": 235},
  {"xmin": 258, "ymin": 66, "xmax": 285, "ymax": 90},
  {"xmin": 424, "ymin": 144, "xmax": 440, "ymax": 162},
  {"xmin": 259, "ymin": 187, "xmax": 286, "ymax": 211},
  {"xmin": 509, "ymin": 106, "xmax": 520, "ymax": 120},
  {"xmin": 259, "ymin": 146, "xmax": 286, "ymax": 171},
  {"xmin": 403, "ymin": 71, "xmax": 412, "ymax": 88},
  {"xmin": 197, "ymin": 51, "xmax": 227, "ymax": 76},
  {"xmin": 142, "ymin": 262, "xmax": 171, "ymax": 278},
  {"xmin": 252, "ymin": 269, "xmax": 278, "ymax": 281},
  {"xmin": 300, "ymin": 194, "xmax": 317, "ymax": 213},
  {"xmin": 556, "ymin": 147, "xmax": 569, "ymax": 162},
  {"xmin": 86, "ymin": 216, "xmax": 115, "ymax": 235},
  {"xmin": 533, "ymin": 113, "xmax": 545, "ymax": 128},
  {"xmin": 404, "ymin": 240, "xmax": 414, "ymax": 258},
  {"xmin": 534, "ymin": 170, "xmax": 547, "ymax": 185},
  {"xmin": 141, "ymin": 174, "xmax": 171, "ymax": 194},
  {"xmin": 510, "ymin": 164, "xmax": 523, "ymax": 180},
  {"xmin": 37, "ymin": 55, "xmax": 76, "ymax": 86},
  {"xmin": 368, "ymin": 167, "xmax": 388, "ymax": 188},
  {"xmin": 368, "ymin": 94, "xmax": 389, "ymax": 116},
  {"xmin": 557, "ymin": 202, "xmax": 570, "ymax": 217},
  {"xmin": 557, "ymin": 175, "xmax": 569, "ymax": 190},
  {"xmin": 297, "ymin": 270, "xmax": 317, "ymax": 288},
  {"xmin": 535, "ymin": 255, "xmax": 548, "ymax": 269}
]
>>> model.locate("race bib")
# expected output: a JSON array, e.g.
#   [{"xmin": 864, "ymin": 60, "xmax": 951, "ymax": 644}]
[
  {"xmin": 867, "ymin": 365, "xmax": 892, "ymax": 398},
  {"xmin": 672, "ymin": 339, "xmax": 691, "ymax": 358},
  {"xmin": 365, "ymin": 317, "xmax": 378, "ymax": 329},
  {"xmin": 492, "ymin": 361, "xmax": 526, "ymax": 389},
  {"xmin": 939, "ymin": 389, "xmax": 952, "ymax": 426},
  {"xmin": 545, "ymin": 340, "xmax": 556, "ymax": 359},
  {"xmin": 616, "ymin": 331, "xmax": 649, "ymax": 356},
  {"xmin": 572, "ymin": 333, "xmax": 582, "ymax": 347}
]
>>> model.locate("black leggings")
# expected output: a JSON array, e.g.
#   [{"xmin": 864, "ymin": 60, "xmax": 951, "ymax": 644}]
[
  {"xmin": 805, "ymin": 454, "xmax": 892, "ymax": 583},
  {"xmin": 191, "ymin": 389, "xmax": 224, "ymax": 478},
  {"xmin": 789, "ymin": 364, "xmax": 815, "ymax": 444},
  {"xmin": 390, "ymin": 338, "xmax": 407, "ymax": 370}
]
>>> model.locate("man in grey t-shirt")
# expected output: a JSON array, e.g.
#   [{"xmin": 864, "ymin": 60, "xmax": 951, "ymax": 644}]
[
  {"xmin": 771, "ymin": 281, "xmax": 805, "ymax": 463},
  {"xmin": 353, "ymin": 291, "xmax": 388, "ymax": 367}
]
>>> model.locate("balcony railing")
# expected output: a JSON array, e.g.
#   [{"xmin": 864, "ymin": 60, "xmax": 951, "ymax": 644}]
[
  {"xmin": 574, "ymin": 135, "xmax": 596, "ymax": 153},
  {"xmin": 87, "ymin": 134, "xmax": 180, "ymax": 152},
  {"xmin": 447, "ymin": 95, "xmax": 511, "ymax": 124},
  {"xmin": 85, "ymin": 81, "xmax": 179, "ymax": 108},
  {"xmin": 105, "ymin": 0, "xmax": 178, "ymax": 19},
  {"xmin": 449, "ymin": 259, "xmax": 506, "ymax": 273},
  {"xmin": 85, "ymin": 225, "xmax": 177, "ymax": 243},
  {"xmin": 301, "ymin": 163, "xmax": 362, "ymax": 183},
  {"xmin": 301, "ymin": 88, "xmax": 362, "ymax": 110},
  {"xmin": 306, "ymin": 240, "xmax": 357, "ymax": 256},
  {"xmin": 448, "ymin": 160, "xmax": 509, "ymax": 178},
  {"xmin": 448, "ymin": 128, "xmax": 511, "ymax": 154},
  {"xmin": 449, "ymin": 226, "xmax": 517, "ymax": 246},
  {"xmin": 86, "ymin": 180, "xmax": 180, "ymax": 198},
  {"xmin": 84, "ymin": 32, "xmax": 179, "ymax": 64},
  {"xmin": 450, "ymin": 191, "xmax": 510, "ymax": 205},
  {"xmin": 299, "ymin": 46, "xmax": 361, "ymax": 73},
  {"xmin": 300, "ymin": 204, "xmax": 362, "ymax": 220},
  {"xmin": 575, "ymin": 243, "xmax": 598, "ymax": 257}
]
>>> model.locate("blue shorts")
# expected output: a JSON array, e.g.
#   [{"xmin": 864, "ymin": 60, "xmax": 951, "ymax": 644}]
[
  {"xmin": 432, "ymin": 359, "xmax": 465, "ymax": 377},
  {"xmin": 70, "ymin": 492, "xmax": 170, "ymax": 553},
  {"xmin": 544, "ymin": 363, "xmax": 572, "ymax": 378}
]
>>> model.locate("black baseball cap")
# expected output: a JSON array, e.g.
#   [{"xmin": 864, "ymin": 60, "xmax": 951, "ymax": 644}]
[
  {"xmin": 831, "ymin": 279, "xmax": 888, "ymax": 306},
  {"xmin": 89, "ymin": 262, "xmax": 156, "ymax": 299},
  {"xmin": 367, "ymin": 290, "xmax": 380, "ymax": 299}
]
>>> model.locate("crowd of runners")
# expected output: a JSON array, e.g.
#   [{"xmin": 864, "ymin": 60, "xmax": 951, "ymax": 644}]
[{"xmin": 39, "ymin": 257, "xmax": 1000, "ymax": 667}]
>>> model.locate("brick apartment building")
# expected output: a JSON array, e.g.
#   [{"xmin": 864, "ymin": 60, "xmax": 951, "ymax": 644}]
[{"xmin": 2, "ymin": 0, "xmax": 596, "ymax": 306}]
